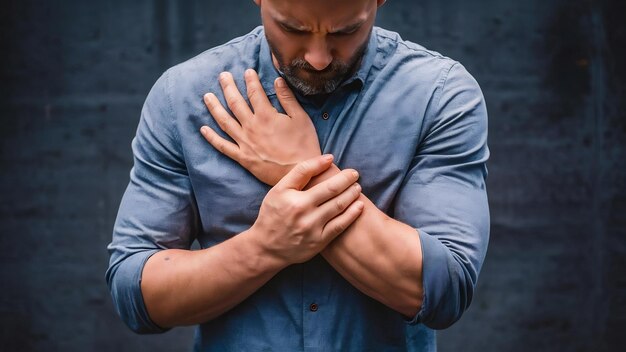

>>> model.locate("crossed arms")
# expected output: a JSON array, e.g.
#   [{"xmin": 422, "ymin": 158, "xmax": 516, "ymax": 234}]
[
  {"xmin": 106, "ymin": 63, "xmax": 489, "ymax": 332},
  {"xmin": 140, "ymin": 70, "xmax": 423, "ymax": 327}
]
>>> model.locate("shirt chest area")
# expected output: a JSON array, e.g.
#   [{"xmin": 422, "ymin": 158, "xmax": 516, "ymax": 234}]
[{"xmin": 184, "ymin": 89, "xmax": 426, "ymax": 246}]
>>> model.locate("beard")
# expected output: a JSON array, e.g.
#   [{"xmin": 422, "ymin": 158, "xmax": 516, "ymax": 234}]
[
  {"xmin": 266, "ymin": 35, "xmax": 370, "ymax": 96},
  {"xmin": 280, "ymin": 58, "xmax": 352, "ymax": 96}
]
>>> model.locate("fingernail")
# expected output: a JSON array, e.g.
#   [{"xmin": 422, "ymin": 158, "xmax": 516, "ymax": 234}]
[
  {"xmin": 219, "ymin": 72, "xmax": 228, "ymax": 80},
  {"xmin": 354, "ymin": 183, "xmax": 361, "ymax": 192},
  {"xmin": 200, "ymin": 126, "xmax": 208, "ymax": 134},
  {"xmin": 352, "ymin": 170, "xmax": 359, "ymax": 178},
  {"xmin": 356, "ymin": 201, "xmax": 364, "ymax": 210},
  {"xmin": 275, "ymin": 77, "xmax": 285, "ymax": 88},
  {"xmin": 245, "ymin": 69, "xmax": 253, "ymax": 77},
  {"xmin": 322, "ymin": 154, "xmax": 334, "ymax": 162}
]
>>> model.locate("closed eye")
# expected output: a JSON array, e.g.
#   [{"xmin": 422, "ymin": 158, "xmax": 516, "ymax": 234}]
[
  {"xmin": 331, "ymin": 28, "xmax": 359, "ymax": 36},
  {"xmin": 279, "ymin": 23, "xmax": 308, "ymax": 35}
]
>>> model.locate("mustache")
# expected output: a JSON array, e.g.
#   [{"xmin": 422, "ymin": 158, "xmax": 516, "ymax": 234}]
[{"xmin": 288, "ymin": 58, "xmax": 349, "ymax": 74}]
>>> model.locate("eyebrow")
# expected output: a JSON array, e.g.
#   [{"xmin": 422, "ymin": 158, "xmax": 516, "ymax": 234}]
[
  {"xmin": 331, "ymin": 20, "xmax": 366, "ymax": 34},
  {"xmin": 277, "ymin": 18, "xmax": 309, "ymax": 32},
  {"xmin": 274, "ymin": 15, "xmax": 366, "ymax": 34}
]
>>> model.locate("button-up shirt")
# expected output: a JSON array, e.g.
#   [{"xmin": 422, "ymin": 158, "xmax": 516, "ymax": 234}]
[{"xmin": 106, "ymin": 26, "xmax": 490, "ymax": 352}]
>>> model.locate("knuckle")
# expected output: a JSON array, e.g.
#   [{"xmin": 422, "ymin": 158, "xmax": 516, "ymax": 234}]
[
  {"xmin": 352, "ymin": 184, "xmax": 361, "ymax": 198},
  {"xmin": 335, "ymin": 199, "xmax": 345, "ymax": 212},
  {"xmin": 295, "ymin": 218, "xmax": 312, "ymax": 233},
  {"xmin": 226, "ymin": 96, "xmax": 239, "ymax": 109},
  {"xmin": 294, "ymin": 162, "xmax": 310, "ymax": 176},
  {"xmin": 235, "ymin": 100, "xmax": 248, "ymax": 113},
  {"xmin": 325, "ymin": 181, "xmax": 340, "ymax": 194},
  {"xmin": 247, "ymin": 86, "xmax": 258, "ymax": 99},
  {"xmin": 295, "ymin": 199, "xmax": 309, "ymax": 213},
  {"xmin": 217, "ymin": 142, "xmax": 228, "ymax": 154},
  {"xmin": 286, "ymin": 196, "xmax": 306, "ymax": 213},
  {"xmin": 332, "ymin": 222, "xmax": 346, "ymax": 235},
  {"xmin": 219, "ymin": 118, "xmax": 231, "ymax": 131}
]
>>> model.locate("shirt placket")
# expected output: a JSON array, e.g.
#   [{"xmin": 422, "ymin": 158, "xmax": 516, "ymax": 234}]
[
  {"xmin": 302, "ymin": 89, "xmax": 360, "ymax": 151},
  {"xmin": 299, "ymin": 86, "xmax": 361, "ymax": 351}
]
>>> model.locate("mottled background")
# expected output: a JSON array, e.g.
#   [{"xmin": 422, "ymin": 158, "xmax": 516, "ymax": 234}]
[{"xmin": 1, "ymin": 0, "xmax": 625, "ymax": 351}]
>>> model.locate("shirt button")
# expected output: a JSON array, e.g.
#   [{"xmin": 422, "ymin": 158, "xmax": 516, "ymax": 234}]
[
  {"xmin": 309, "ymin": 303, "xmax": 319, "ymax": 312},
  {"xmin": 322, "ymin": 112, "xmax": 329, "ymax": 120}
]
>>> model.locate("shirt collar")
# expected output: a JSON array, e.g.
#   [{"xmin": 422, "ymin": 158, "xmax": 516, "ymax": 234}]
[
  {"xmin": 257, "ymin": 27, "xmax": 378, "ymax": 97},
  {"xmin": 257, "ymin": 31, "xmax": 280, "ymax": 96},
  {"xmin": 345, "ymin": 28, "xmax": 378, "ymax": 88}
]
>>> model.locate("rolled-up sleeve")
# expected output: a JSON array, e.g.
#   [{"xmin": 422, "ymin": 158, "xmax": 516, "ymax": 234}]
[
  {"xmin": 105, "ymin": 70, "xmax": 199, "ymax": 334},
  {"xmin": 396, "ymin": 63, "xmax": 490, "ymax": 329}
]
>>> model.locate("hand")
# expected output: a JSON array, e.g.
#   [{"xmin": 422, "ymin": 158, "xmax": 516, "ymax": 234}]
[
  {"xmin": 250, "ymin": 154, "xmax": 364, "ymax": 265},
  {"xmin": 201, "ymin": 69, "xmax": 320, "ymax": 185}
]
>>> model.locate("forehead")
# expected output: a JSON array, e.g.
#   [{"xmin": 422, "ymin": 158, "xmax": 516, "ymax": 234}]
[{"xmin": 265, "ymin": 0, "xmax": 373, "ymax": 26}]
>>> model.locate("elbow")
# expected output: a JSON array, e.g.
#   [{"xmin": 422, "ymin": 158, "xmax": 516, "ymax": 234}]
[
  {"xmin": 119, "ymin": 307, "xmax": 165, "ymax": 335},
  {"xmin": 409, "ymin": 228, "xmax": 486, "ymax": 329},
  {"xmin": 413, "ymin": 240, "xmax": 478, "ymax": 329},
  {"xmin": 114, "ymin": 294, "xmax": 166, "ymax": 335},
  {"xmin": 423, "ymin": 262, "xmax": 477, "ymax": 330},
  {"xmin": 398, "ymin": 295, "xmax": 423, "ymax": 321},
  {"xmin": 401, "ymin": 284, "xmax": 425, "ymax": 319}
]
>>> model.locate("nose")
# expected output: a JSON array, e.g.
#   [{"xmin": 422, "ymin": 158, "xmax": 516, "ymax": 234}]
[{"xmin": 304, "ymin": 36, "xmax": 333, "ymax": 71}]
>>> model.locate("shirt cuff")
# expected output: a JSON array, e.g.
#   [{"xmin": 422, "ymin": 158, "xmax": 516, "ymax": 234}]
[
  {"xmin": 107, "ymin": 249, "xmax": 171, "ymax": 334},
  {"xmin": 403, "ymin": 228, "xmax": 452, "ymax": 328}
]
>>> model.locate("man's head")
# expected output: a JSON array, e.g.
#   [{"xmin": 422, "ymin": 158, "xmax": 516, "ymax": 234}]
[{"xmin": 254, "ymin": 0, "xmax": 386, "ymax": 95}]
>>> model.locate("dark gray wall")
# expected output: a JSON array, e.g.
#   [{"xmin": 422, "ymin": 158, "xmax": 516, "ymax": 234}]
[{"xmin": 1, "ymin": 1, "xmax": 624, "ymax": 351}]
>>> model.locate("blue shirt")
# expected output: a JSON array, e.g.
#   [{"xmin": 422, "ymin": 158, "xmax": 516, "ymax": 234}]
[{"xmin": 106, "ymin": 26, "xmax": 490, "ymax": 352}]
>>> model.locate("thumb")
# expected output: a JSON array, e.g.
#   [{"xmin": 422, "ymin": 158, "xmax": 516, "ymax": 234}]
[
  {"xmin": 274, "ymin": 77, "xmax": 307, "ymax": 119},
  {"xmin": 276, "ymin": 154, "xmax": 334, "ymax": 191}
]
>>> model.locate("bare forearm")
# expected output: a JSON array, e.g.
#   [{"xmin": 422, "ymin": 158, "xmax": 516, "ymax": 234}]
[
  {"xmin": 323, "ymin": 195, "xmax": 423, "ymax": 317},
  {"xmin": 140, "ymin": 157, "xmax": 361, "ymax": 329},
  {"xmin": 141, "ymin": 228, "xmax": 286, "ymax": 328},
  {"xmin": 312, "ymin": 165, "xmax": 424, "ymax": 318}
]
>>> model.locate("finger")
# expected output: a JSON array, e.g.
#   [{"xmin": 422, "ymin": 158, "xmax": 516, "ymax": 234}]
[
  {"xmin": 315, "ymin": 182, "xmax": 362, "ymax": 224},
  {"xmin": 274, "ymin": 77, "xmax": 307, "ymax": 119},
  {"xmin": 219, "ymin": 71, "xmax": 252, "ymax": 125},
  {"xmin": 200, "ymin": 126, "xmax": 242, "ymax": 161},
  {"xmin": 306, "ymin": 169, "xmax": 360, "ymax": 205},
  {"xmin": 203, "ymin": 93, "xmax": 244, "ymax": 141},
  {"xmin": 245, "ymin": 69, "xmax": 273, "ymax": 115},
  {"xmin": 320, "ymin": 200, "xmax": 364, "ymax": 241},
  {"xmin": 276, "ymin": 154, "xmax": 334, "ymax": 191}
]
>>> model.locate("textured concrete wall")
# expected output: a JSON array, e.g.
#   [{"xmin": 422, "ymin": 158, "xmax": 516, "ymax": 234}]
[{"xmin": 1, "ymin": 0, "xmax": 624, "ymax": 351}]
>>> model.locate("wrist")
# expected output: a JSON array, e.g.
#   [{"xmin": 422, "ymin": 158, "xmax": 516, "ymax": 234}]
[{"xmin": 237, "ymin": 227, "xmax": 290, "ymax": 274}]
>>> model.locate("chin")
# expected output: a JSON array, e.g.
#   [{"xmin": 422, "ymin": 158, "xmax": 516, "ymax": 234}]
[
  {"xmin": 292, "ymin": 80, "xmax": 340, "ymax": 96},
  {"xmin": 287, "ymin": 74, "xmax": 342, "ymax": 95}
]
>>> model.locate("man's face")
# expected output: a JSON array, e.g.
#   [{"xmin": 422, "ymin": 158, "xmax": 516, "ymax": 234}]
[{"xmin": 256, "ymin": 0, "xmax": 383, "ymax": 95}]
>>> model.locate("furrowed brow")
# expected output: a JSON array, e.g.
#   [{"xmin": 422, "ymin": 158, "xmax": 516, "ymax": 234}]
[
  {"xmin": 330, "ymin": 19, "xmax": 366, "ymax": 34},
  {"xmin": 272, "ymin": 13, "xmax": 310, "ymax": 31}
]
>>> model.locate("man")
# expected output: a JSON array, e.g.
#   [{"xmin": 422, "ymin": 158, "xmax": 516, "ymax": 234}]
[{"xmin": 106, "ymin": 0, "xmax": 490, "ymax": 350}]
